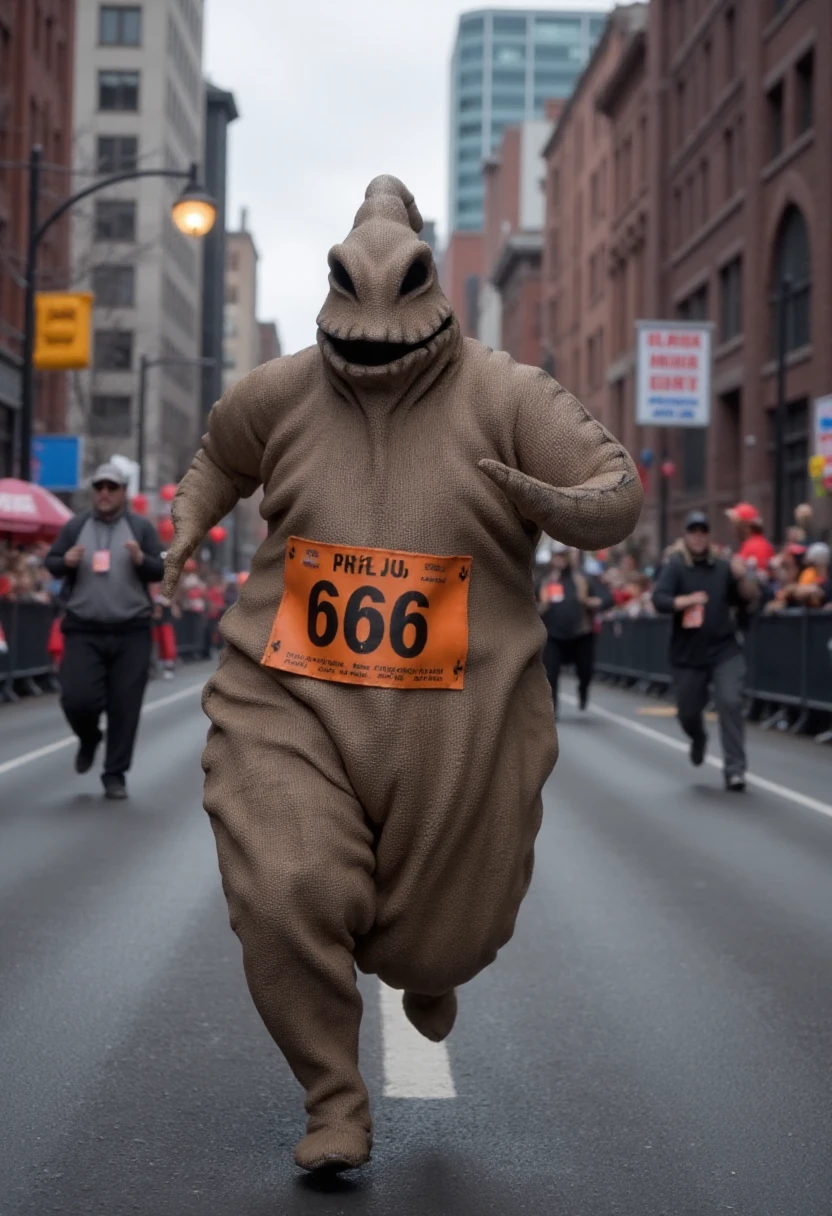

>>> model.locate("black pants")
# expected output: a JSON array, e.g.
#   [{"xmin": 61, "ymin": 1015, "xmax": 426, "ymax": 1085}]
[
  {"xmin": 544, "ymin": 632, "xmax": 595, "ymax": 714},
  {"xmin": 672, "ymin": 652, "xmax": 746, "ymax": 778},
  {"xmin": 60, "ymin": 629, "xmax": 152, "ymax": 779}
]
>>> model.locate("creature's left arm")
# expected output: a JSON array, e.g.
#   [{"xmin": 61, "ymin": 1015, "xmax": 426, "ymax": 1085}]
[
  {"xmin": 479, "ymin": 371, "xmax": 643, "ymax": 550},
  {"xmin": 162, "ymin": 375, "xmax": 266, "ymax": 597}
]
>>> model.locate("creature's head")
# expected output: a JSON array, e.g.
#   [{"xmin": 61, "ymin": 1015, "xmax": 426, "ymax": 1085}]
[{"xmin": 317, "ymin": 175, "xmax": 455, "ymax": 378}]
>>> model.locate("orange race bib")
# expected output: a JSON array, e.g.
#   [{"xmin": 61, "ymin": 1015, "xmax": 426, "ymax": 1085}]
[{"xmin": 261, "ymin": 537, "xmax": 472, "ymax": 690}]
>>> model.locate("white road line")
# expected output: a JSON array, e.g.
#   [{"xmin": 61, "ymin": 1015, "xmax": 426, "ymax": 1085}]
[
  {"xmin": 379, "ymin": 982, "xmax": 456, "ymax": 1099},
  {"xmin": 0, "ymin": 682, "xmax": 204, "ymax": 777},
  {"xmin": 562, "ymin": 693, "xmax": 832, "ymax": 821}
]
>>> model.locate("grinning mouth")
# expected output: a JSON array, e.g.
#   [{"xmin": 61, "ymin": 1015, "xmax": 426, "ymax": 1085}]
[{"xmin": 324, "ymin": 315, "xmax": 453, "ymax": 367}]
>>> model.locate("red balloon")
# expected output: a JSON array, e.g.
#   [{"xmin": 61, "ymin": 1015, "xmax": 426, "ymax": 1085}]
[
  {"xmin": 209, "ymin": 525, "xmax": 227, "ymax": 544},
  {"xmin": 158, "ymin": 518, "xmax": 175, "ymax": 543},
  {"xmin": 661, "ymin": 460, "xmax": 676, "ymax": 479},
  {"xmin": 131, "ymin": 493, "xmax": 149, "ymax": 515},
  {"xmin": 160, "ymin": 483, "xmax": 178, "ymax": 502}
]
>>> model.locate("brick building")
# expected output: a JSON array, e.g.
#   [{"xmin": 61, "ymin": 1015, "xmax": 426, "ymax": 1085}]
[
  {"xmin": 542, "ymin": 6, "xmax": 647, "ymax": 434},
  {"xmin": 0, "ymin": 0, "xmax": 76, "ymax": 476},
  {"xmin": 545, "ymin": 0, "xmax": 832, "ymax": 552}
]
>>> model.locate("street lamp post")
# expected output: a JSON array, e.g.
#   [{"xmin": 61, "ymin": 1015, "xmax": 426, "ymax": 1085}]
[
  {"xmin": 137, "ymin": 353, "xmax": 216, "ymax": 491},
  {"xmin": 18, "ymin": 147, "xmax": 216, "ymax": 483}
]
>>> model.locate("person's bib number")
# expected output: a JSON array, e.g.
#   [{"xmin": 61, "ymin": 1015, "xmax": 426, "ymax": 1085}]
[
  {"xmin": 261, "ymin": 537, "xmax": 472, "ymax": 689},
  {"xmin": 92, "ymin": 550, "xmax": 111, "ymax": 573},
  {"xmin": 545, "ymin": 580, "xmax": 564, "ymax": 604}
]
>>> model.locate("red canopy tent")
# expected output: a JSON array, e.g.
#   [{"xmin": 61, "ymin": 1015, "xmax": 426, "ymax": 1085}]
[{"xmin": 0, "ymin": 478, "xmax": 73, "ymax": 537}]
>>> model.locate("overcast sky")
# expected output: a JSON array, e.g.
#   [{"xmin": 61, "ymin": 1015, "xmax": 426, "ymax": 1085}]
[{"xmin": 204, "ymin": 0, "xmax": 612, "ymax": 356}]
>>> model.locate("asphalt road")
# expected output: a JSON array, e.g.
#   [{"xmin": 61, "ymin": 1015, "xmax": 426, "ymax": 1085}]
[{"xmin": 1, "ymin": 664, "xmax": 832, "ymax": 1215}]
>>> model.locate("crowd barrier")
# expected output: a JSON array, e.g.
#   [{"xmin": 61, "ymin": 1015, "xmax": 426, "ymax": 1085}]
[
  {"xmin": 0, "ymin": 605, "xmax": 214, "ymax": 701},
  {"xmin": 595, "ymin": 610, "xmax": 832, "ymax": 729}
]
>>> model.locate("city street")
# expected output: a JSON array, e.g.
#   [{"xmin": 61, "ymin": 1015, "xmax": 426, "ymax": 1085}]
[{"xmin": 1, "ymin": 665, "xmax": 831, "ymax": 1216}]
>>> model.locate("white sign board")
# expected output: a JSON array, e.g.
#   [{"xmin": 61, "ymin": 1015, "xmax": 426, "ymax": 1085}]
[
  {"xmin": 635, "ymin": 321, "xmax": 713, "ymax": 428},
  {"xmin": 814, "ymin": 395, "xmax": 832, "ymax": 472}
]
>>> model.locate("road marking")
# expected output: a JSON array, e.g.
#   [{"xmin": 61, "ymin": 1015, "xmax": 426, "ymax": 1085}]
[
  {"xmin": 0, "ymin": 681, "xmax": 204, "ymax": 777},
  {"xmin": 379, "ymin": 982, "xmax": 456, "ymax": 1099},
  {"xmin": 562, "ymin": 694, "xmax": 832, "ymax": 821}
]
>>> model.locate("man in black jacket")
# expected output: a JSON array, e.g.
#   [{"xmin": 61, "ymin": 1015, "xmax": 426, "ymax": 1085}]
[
  {"xmin": 46, "ymin": 463, "xmax": 165, "ymax": 799},
  {"xmin": 652, "ymin": 511, "xmax": 758, "ymax": 791}
]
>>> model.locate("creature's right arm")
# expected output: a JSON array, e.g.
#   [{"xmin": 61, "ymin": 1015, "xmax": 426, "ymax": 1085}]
[{"xmin": 162, "ymin": 376, "xmax": 266, "ymax": 597}]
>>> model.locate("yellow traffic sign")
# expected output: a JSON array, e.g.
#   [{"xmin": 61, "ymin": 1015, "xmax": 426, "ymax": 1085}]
[{"xmin": 33, "ymin": 292, "xmax": 94, "ymax": 370}]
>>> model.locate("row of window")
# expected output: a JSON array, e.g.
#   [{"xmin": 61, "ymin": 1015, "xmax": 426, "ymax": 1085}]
[
  {"xmin": 100, "ymin": 6, "xmax": 141, "ymax": 46},
  {"xmin": 459, "ymin": 13, "xmax": 602, "ymax": 40},
  {"xmin": 672, "ymin": 118, "xmax": 745, "ymax": 250},
  {"xmin": 767, "ymin": 50, "xmax": 813, "ymax": 162},
  {"xmin": 167, "ymin": 12, "xmax": 201, "ymax": 108},
  {"xmin": 673, "ymin": 6, "xmax": 736, "ymax": 146},
  {"xmin": 165, "ymin": 78, "xmax": 198, "ymax": 157},
  {"xmin": 162, "ymin": 272, "xmax": 197, "ymax": 339}
]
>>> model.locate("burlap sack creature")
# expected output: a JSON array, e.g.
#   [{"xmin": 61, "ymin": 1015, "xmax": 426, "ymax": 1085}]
[{"xmin": 162, "ymin": 176, "xmax": 643, "ymax": 1172}]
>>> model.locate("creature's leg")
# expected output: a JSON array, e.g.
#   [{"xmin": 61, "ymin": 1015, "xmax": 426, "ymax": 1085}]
[
  {"xmin": 356, "ymin": 663, "xmax": 556, "ymax": 1039},
  {"xmin": 202, "ymin": 649, "xmax": 376, "ymax": 1172},
  {"xmin": 543, "ymin": 636, "xmax": 563, "ymax": 717}
]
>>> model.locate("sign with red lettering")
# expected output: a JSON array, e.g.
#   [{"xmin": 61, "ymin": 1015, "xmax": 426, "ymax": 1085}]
[{"xmin": 635, "ymin": 320, "xmax": 713, "ymax": 428}]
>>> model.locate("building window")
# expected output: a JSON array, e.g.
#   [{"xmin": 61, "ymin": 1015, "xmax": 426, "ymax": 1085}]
[
  {"xmin": 493, "ymin": 15, "xmax": 526, "ymax": 36},
  {"xmin": 534, "ymin": 16, "xmax": 581, "ymax": 44},
  {"xmin": 723, "ymin": 127, "xmax": 735, "ymax": 199},
  {"xmin": 97, "ymin": 135, "xmax": 138, "ymax": 172},
  {"xmin": 678, "ymin": 283, "xmax": 709, "ymax": 322},
  {"xmin": 719, "ymin": 258, "xmax": 742, "ymax": 342},
  {"xmin": 90, "ymin": 395, "xmax": 131, "ymax": 436},
  {"xmin": 767, "ymin": 80, "xmax": 784, "ymax": 160},
  {"xmin": 725, "ymin": 7, "xmax": 736, "ymax": 83},
  {"xmin": 225, "ymin": 283, "xmax": 238, "ymax": 304},
  {"xmin": 770, "ymin": 205, "xmax": 811, "ymax": 355},
  {"xmin": 464, "ymin": 274, "xmax": 480, "ymax": 336},
  {"xmin": 95, "ymin": 199, "xmax": 136, "ymax": 241},
  {"xmin": 676, "ymin": 77, "xmax": 686, "ymax": 144},
  {"xmin": 769, "ymin": 399, "xmax": 809, "ymax": 524},
  {"xmin": 99, "ymin": 6, "xmax": 142, "ymax": 45},
  {"xmin": 92, "ymin": 264, "xmax": 135, "ymax": 307},
  {"xmin": 94, "ymin": 329, "xmax": 133, "ymax": 370},
  {"xmin": 699, "ymin": 157, "xmax": 709, "ymax": 226},
  {"xmin": 98, "ymin": 70, "xmax": 140, "ymax": 111},
  {"xmin": 796, "ymin": 51, "xmax": 814, "ymax": 135},
  {"xmin": 682, "ymin": 428, "xmax": 707, "ymax": 491},
  {"xmin": 703, "ymin": 39, "xmax": 712, "ymax": 109},
  {"xmin": 493, "ymin": 44, "xmax": 525, "ymax": 66}
]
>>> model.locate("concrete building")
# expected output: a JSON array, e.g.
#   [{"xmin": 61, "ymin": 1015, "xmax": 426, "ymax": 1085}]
[
  {"xmin": 448, "ymin": 7, "xmax": 609, "ymax": 234},
  {"xmin": 70, "ymin": 0, "xmax": 206, "ymax": 489},
  {"xmin": 596, "ymin": 0, "xmax": 832, "ymax": 548},
  {"xmin": 200, "ymin": 81, "xmax": 238, "ymax": 425},
  {"xmin": 0, "ymin": 0, "xmax": 77, "ymax": 475},
  {"xmin": 542, "ymin": 6, "xmax": 647, "ymax": 437},
  {"xmin": 258, "ymin": 320, "xmax": 281, "ymax": 364},
  {"xmin": 223, "ymin": 212, "xmax": 259, "ymax": 392}
]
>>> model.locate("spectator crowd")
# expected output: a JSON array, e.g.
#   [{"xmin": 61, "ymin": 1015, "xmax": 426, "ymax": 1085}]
[{"xmin": 536, "ymin": 501, "xmax": 831, "ymax": 621}]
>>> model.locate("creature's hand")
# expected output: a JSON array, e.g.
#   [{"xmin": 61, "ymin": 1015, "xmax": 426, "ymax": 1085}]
[
  {"xmin": 479, "ymin": 460, "xmax": 557, "ymax": 526},
  {"xmin": 162, "ymin": 532, "xmax": 198, "ymax": 599}
]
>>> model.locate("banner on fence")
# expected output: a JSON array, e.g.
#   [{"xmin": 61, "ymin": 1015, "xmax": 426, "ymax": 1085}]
[{"xmin": 635, "ymin": 321, "xmax": 713, "ymax": 428}]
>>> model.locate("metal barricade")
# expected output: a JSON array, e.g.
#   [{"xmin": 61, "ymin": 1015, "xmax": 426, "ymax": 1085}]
[
  {"xmin": 596, "ymin": 610, "xmax": 832, "ymax": 719},
  {"xmin": 0, "ymin": 600, "xmax": 58, "ymax": 700}
]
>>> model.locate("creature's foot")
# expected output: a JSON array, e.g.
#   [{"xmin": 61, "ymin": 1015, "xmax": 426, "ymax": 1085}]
[
  {"xmin": 295, "ymin": 1125, "xmax": 372, "ymax": 1174},
  {"xmin": 402, "ymin": 989, "xmax": 458, "ymax": 1042}
]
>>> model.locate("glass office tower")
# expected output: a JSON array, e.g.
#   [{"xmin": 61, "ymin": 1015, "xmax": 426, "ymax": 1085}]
[{"xmin": 449, "ymin": 8, "xmax": 609, "ymax": 232}]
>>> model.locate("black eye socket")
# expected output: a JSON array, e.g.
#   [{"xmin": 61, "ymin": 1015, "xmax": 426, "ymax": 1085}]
[
  {"xmin": 331, "ymin": 259, "xmax": 357, "ymax": 298},
  {"xmin": 400, "ymin": 258, "xmax": 430, "ymax": 296}
]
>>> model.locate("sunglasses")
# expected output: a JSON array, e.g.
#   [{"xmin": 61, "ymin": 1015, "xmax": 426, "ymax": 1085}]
[{"xmin": 93, "ymin": 481, "xmax": 122, "ymax": 492}]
